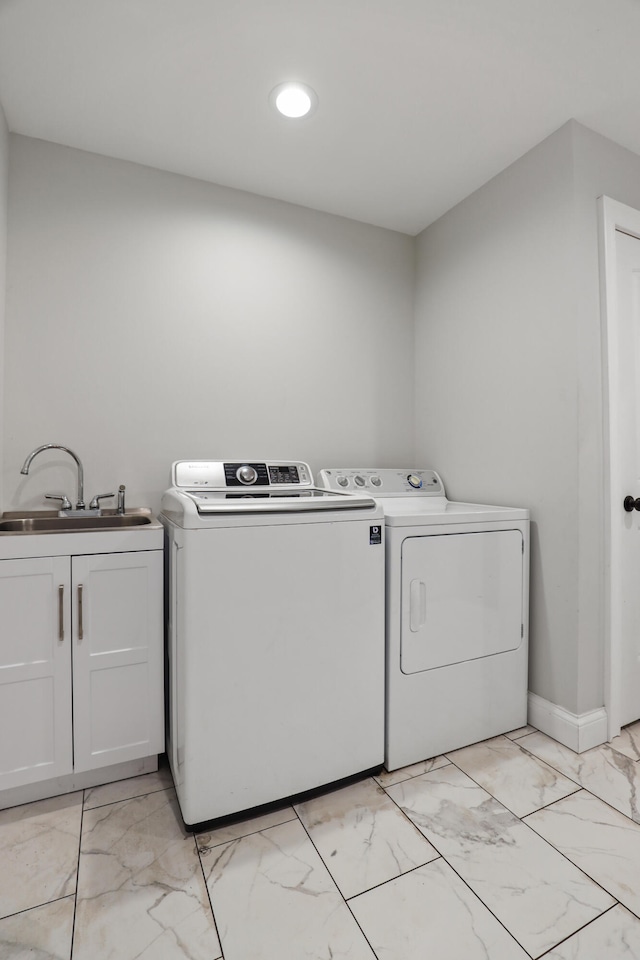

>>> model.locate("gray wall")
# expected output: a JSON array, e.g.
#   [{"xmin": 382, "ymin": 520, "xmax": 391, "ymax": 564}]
[
  {"xmin": 3, "ymin": 135, "xmax": 415, "ymax": 513},
  {"xmin": 414, "ymin": 123, "xmax": 579, "ymax": 712},
  {"xmin": 6, "ymin": 120, "xmax": 640, "ymax": 721},
  {"xmin": 414, "ymin": 120, "xmax": 640, "ymax": 717},
  {"xmin": 0, "ymin": 104, "xmax": 8, "ymax": 509}
]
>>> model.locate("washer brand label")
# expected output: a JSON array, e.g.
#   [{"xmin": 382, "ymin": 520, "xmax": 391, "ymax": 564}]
[{"xmin": 369, "ymin": 525, "xmax": 382, "ymax": 545}]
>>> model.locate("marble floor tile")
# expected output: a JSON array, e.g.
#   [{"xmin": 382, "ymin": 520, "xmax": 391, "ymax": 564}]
[
  {"xmin": 84, "ymin": 762, "xmax": 174, "ymax": 810},
  {"xmin": 200, "ymin": 817, "xmax": 377, "ymax": 960},
  {"xmin": 0, "ymin": 896, "xmax": 75, "ymax": 960},
  {"xmin": 373, "ymin": 755, "xmax": 450, "ymax": 788},
  {"xmin": 386, "ymin": 765, "xmax": 614, "ymax": 958},
  {"xmin": 295, "ymin": 777, "xmax": 439, "ymax": 898},
  {"xmin": 350, "ymin": 857, "xmax": 529, "ymax": 960},
  {"xmin": 609, "ymin": 720, "xmax": 640, "ymax": 762},
  {"xmin": 0, "ymin": 792, "xmax": 82, "ymax": 920},
  {"xmin": 519, "ymin": 731, "xmax": 640, "ymax": 822},
  {"xmin": 447, "ymin": 735, "xmax": 580, "ymax": 816},
  {"xmin": 505, "ymin": 725, "xmax": 537, "ymax": 740},
  {"xmin": 524, "ymin": 788, "xmax": 640, "ymax": 917},
  {"xmin": 543, "ymin": 906, "xmax": 640, "ymax": 958},
  {"xmin": 196, "ymin": 804, "xmax": 296, "ymax": 851},
  {"xmin": 74, "ymin": 788, "xmax": 220, "ymax": 960}
]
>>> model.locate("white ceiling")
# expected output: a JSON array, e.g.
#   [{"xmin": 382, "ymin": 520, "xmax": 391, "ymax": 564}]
[{"xmin": 1, "ymin": 0, "xmax": 640, "ymax": 235}]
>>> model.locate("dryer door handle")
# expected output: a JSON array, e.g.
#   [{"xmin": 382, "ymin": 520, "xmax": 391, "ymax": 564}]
[{"xmin": 410, "ymin": 579, "xmax": 427, "ymax": 632}]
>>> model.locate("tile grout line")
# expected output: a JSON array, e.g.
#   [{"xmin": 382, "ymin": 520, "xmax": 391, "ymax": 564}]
[
  {"xmin": 291, "ymin": 787, "xmax": 384, "ymax": 960},
  {"xmin": 379, "ymin": 773, "xmax": 535, "ymax": 958},
  {"xmin": 507, "ymin": 729, "xmax": 536, "ymax": 741},
  {"xmin": 515, "ymin": 740, "xmax": 585, "ymax": 789},
  {"xmin": 192, "ymin": 810, "xmax": 298, "ymax": 853},
  {"xmin": 343, "ymin": 858, "xmax": 443, "ymax": 903},
  {"xmin": 177, "ymin": 749, "xmax": 640, "ymax": 949},
  {"xmin": 7, "ymin": 731, "xmax": 640, "ymax": 957},
  {"xmin": 518, "ymin": 733, "xmax": 640, "ymax": 783},
  {"xmin": 386, "ymin": 734, "xmax": 582, "ymax": 825},
  {"xmin": 517, "ymin": 738, "xmax": 640, "ymax": 828},
  {"xmin": 520, "ymin": 823, "xmax": 623, "ymax": 927},
  {"xmin": 374, "ymin": 758, "xmax": 453, "ymax": 790},
  {"xmin": 577, "ymin": 783, "xmax": 640, "ymax": 830},
  {"xmin": 519, "ymin": 787, "xmax": 638, "ymax": 917},
  {"xmin": 69, "ymin": 787, "xmax": 85, "ymax": 960},
  {"xmin": 386, "ymin": 742, "xmax": 640, "ymax": 945},
  {"xmin": 193, "ymin": 828, "xmax": 225, "ymax": 960},
  {"xmin": 0, "ymin": 893, "xmax": 75, "ymax": 924},
  {"xmin": 442, "ymin": 746, "xmax": 582, "ymax": 820},
  {"xmin": 83, "ymin": 783, "xmax": 171, "ymax": 813},
  {"xmin": 535, "ymin": 902, "xmax": 621, "ymax": 958}
]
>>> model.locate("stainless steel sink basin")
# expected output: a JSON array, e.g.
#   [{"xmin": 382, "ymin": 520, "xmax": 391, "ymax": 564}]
[{"xmin": 0, "ymin": 508, "xmax": 159, "ymax": 534}]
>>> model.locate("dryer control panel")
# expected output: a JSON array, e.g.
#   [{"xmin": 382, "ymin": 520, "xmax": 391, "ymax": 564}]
[{"xmin": 318, "ymin": 468, "xmax": 445, "ymax": 497}]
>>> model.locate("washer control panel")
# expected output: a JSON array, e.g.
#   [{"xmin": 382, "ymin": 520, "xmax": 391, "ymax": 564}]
[
  {"xmin": 172, "ymin": 460, "xmax": 313, "ymax": 489},
  {"xmin": 318, "ymin": 467, "xmax": 445, "ymax": 497}
]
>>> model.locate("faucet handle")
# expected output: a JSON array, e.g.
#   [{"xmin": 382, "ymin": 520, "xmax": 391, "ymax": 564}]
[
  {"xmin": 89, "ymin": 492, "xmax": 115, "ymax": 510},
  {"xmin": 45, "ymin": 494, "xmax": 73, "ymax": 511}
]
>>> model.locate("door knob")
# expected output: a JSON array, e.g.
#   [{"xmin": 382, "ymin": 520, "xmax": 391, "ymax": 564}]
[{"xmin": 623, "ymin": 496, "xmax": 640, "ymax": 512}]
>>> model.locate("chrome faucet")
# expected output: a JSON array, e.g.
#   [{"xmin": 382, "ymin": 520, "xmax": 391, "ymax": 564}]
[{"xmin": 20, "ymin": 444, "xmax": 85, "ymax": 510}]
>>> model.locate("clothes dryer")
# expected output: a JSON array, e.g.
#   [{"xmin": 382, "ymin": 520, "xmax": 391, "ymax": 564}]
[{"xmin": 319, "ymin": 467, "xmax": 529, "ymax": 771}]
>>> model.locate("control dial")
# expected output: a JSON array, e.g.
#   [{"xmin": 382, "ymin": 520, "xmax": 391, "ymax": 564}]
[
  {"xmin": 236, "ymin": 464, "xmax": 258, "ymax": 485},
  {"xmin": 354, "ymin": 475, "xmax": 366, "ymax": 487},
  {"xmin": 407, "ymin": 474, "xmax": 423, "ymax": 489},
  {"xmin": 337, "ymin": 476, "xmax": 349, "ymax": 487}
]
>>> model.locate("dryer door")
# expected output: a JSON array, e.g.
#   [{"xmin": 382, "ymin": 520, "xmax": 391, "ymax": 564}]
[{"xmin": 401, "ymin": 530, "xmax": 523, "ymax": 674}]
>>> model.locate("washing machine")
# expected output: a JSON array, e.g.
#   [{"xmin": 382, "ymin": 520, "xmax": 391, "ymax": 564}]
[
  {"xmin": 319, "ymin": 467, "xmax": 530, "ymax": 771},
  {"xmin": 161, "ymin": 460, "xmax": 385, "ymax": 827}
]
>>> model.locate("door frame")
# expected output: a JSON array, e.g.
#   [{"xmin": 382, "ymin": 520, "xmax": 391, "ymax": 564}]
[{"xmin": 598, "ymin": 195, "xmax": 640, "ymax": 739}]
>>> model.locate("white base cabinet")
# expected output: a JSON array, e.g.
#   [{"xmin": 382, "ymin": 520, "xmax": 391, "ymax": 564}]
[
  {"xmin": 0, "ymin": 549, "xmax": 163, "ymax": 793},
  {"xmin": 0, "ymin": 556, "xmax": 72, "ymax": 790}
]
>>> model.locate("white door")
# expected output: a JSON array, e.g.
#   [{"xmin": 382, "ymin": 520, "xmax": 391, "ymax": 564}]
[
  {"xmin": 609, "ymin": 227, "xmax": 640, "ymax": 728},
  {"xmin": 0, "ymin": 557, "xmax": 72, "ymax": 789},
  {"xmin": 401, "ymin": 531, "xmax": 524, "ymax": 675},
  {"xmin": 72, "ymin": 550, "xmax": 164, "ymax": 772}
]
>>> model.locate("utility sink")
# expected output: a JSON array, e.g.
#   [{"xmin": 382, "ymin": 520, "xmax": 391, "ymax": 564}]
[{"xmin": 0, "ymin": 507, "xmax": 159, "ymax": 534}]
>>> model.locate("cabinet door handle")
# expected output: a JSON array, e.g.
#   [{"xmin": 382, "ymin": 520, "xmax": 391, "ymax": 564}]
[
  {"xmin": 58, "ymin": 585, "xmax": 64, "ymax": 641},
  {"xmin": 78, "ymin": 584, "xmax": 84, "ymax": 640}
]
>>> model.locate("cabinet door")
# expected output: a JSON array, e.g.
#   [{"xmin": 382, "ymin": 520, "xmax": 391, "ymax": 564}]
[
  {"xmin": 72, "ymin": 550, "xmax": 164, "ymax": 773},
  {"xmin": 0, "ymin": 557, "xmax": 72, "ymax": 789}
]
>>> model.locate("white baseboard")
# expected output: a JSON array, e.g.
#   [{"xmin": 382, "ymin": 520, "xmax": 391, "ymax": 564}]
[
  {"xmin": 0, "ymin": 755, "xmax": 159, "ymax": 811},
  {"xmin": 527, "ymin": 692, "xmax": 608, "ymax": 753}
]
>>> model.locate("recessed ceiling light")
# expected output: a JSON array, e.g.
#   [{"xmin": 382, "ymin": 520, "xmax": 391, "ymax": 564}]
[{"xmin": 269, "ymin": 81, "xmax": 318, "ymax": 119}]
